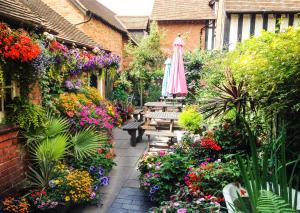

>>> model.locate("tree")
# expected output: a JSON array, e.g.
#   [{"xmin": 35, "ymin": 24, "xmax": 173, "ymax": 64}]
[{"xmin": 125, "ymin": 21, "xmax": 164, "ymax": 107}]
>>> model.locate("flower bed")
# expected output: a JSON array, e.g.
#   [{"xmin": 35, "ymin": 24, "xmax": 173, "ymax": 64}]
[
  {"xmin": 0, "ymin": 22, "xmax": 121, "ymax": 212},
  {"xmin": 138, "ymin": 124, "xmax": 243, "ymax": 212}
]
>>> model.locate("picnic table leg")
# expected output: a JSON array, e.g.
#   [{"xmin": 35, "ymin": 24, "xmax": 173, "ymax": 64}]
[
  {"xmin": 139, "ymin": 113, "xmax": 144, "ymax": 121},
  {"xmin": 128, "ymin": 130, "xmax": 137, "ymax": 147},
  {"xmin": 137, "ymin": 128, "xmax": 145, "ymax": 142},
  {"xmin": 170, "ymin": 119, "xmax": 174, "ymax": 132}
]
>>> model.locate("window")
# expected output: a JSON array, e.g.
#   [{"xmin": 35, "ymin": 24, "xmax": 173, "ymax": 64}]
[
  {"xmin": 88, "ymin": 73, "xmax": 105, "ymax": 97},
  {"xmin": 0, "ymin": 79, "xmax": 19, "ymax": 123}
]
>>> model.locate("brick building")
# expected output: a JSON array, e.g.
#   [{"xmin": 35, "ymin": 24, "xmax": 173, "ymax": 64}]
[{"xmin": 151, "ymin": 0, "xmax": 216, "ymax": 52}]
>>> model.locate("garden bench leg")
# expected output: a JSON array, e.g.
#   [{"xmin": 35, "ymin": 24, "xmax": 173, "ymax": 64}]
[
  {"xmin": 137, "ymin": 128, "xmax": 145, "ymax": 142},
  {"xmin": 139, "ymin": 113, "xmax": 144, "ymax": 121},
  {"xmin": 127, "ymin": 130, "xmax": 137, "ymax": 147},
  {"xmin": 133, "ymin": 114, "xmax": 138, "ymax": 121}
]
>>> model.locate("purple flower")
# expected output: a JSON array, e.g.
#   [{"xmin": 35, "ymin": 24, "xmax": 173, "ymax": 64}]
[
  {"xmin": 98, "ymin": 167, "xmax": 105, "ymax": 176},
  {"xmin": 65, "ymin": 80, "xmax": 74, "ymax": 89},
  {"xmin": 100, "ymin": 176, "xmax": 109, "ymax": 186},
  {"xmin": 93, "ymin": 185, "xmax": 98, "ymax": 191},
  {"xmin": 153, "ymin": 185, "xmax": 160, "ymax": 190},
  {"xmin": 89, "ymin": 166, "xmax": 97, "ymax": 173},
  {"xmin": 74, "ymin": 79, "xmax": 82, "ymax": 89}
]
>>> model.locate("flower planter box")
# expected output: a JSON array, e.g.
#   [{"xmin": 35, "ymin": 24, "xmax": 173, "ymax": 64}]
[{"xmin": 223, "ymin": 183, "xmax": 300, "ymax": 213}]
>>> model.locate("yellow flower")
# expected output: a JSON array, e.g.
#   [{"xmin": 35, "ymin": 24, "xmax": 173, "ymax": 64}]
[
  {"xmin": 54, "ymin": 180, "xmax": 60, "ymax": 184},
  {"xmin": 65, "ymin": 196, "xmax": 70, "ymax": 202}
]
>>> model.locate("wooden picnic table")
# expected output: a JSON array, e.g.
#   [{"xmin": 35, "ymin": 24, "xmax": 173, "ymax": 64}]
[
  {"xmin": 144, "ymin": 102, "xmax": 183, "ymax": 112},
  {"xmin": 133, "ymin": 109, "xmax": 144, "ymax": 121},
  {"xmin": 145, "ymin": 111, "xmax": 180, "ymax": 132},
  {"xmin": 160, "ymin": 96, "xmax": 185, "ymax": 103}
]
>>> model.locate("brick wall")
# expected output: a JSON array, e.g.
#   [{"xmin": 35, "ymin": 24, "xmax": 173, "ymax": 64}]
[
  {"xmin": 41, "ymin": 0, "xmax": 125, "ymax": 62},
  {"xmin": 29, "ymin": 82, "xmax": 42, "ymax": 105},
  {"xmin": 157, "ymin": 20, "xmax": 207, "ymax": 53},
  {"xmin": 0, "ymin": 126, "xmax": 26, "ymax": 198}
]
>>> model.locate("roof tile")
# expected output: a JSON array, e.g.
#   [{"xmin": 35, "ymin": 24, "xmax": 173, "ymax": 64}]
[
  {"xmin": 225, "ymin": 0, "xmax": 300, "ymax": 12},
  {"xmin": 151, "ymin": 0, "xmax": 215, "ymax": 21},
  {"xmin": 75, "ymin": 0, "xmax": 127, "ymax": 33},
  {"xmin": 20, "ymin": 0, "xmax": 101, "ymax": 48},
  {"xmin": 0, "ymin": 0, "xmax": 48, "ymax": 28},
  {"xmin": 117, "ymin": 16, "xmax": 149, "ymax": 30}
]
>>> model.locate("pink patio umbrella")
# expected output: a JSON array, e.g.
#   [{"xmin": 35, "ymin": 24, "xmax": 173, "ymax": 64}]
[{"xmin": 166, "ymin": 35, "xmax": 188, "ymax": 96}]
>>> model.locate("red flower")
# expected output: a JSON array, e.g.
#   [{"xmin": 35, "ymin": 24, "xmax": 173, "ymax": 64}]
[
  {"xmin": 200, "ymin": 138, "xmax": 221, "ymax": 151},
  {"xmin": 0, "ymin": 23, "xmax": 41, "ymax": 62}
]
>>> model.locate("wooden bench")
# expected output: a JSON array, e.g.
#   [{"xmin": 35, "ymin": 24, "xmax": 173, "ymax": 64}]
[
  {"xmin": 133, "ymin": 109, "xmax": 144, "ymax": 121},
  {"xmin": 145, "ymin": 130, "xmax": 176, "ymax": 142},
  {"xmin": 122, "ymin": 121, "xmax": 145, "ymax": 147}
]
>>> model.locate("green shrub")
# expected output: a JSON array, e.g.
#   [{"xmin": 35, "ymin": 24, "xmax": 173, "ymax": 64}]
[
  {"xmin": 226, "ymin": 27, "xmax": 300, "ymax": 113},
  {"xmin": 178, "ymin": 106, "xmax": 203, "ymax": 133},
  {"xmin": 7, "ymin": 97, "xmax": 45, "ymax": 131}
]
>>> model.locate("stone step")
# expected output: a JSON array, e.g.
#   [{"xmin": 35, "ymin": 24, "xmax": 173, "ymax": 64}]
[
  {"xmin": 149, "ymin": 141, "xmax": 170, "ymax": 149},
  {"xmin": 148, "ymin": 147, "xmax": 169, "ymax": 153},
  {"xmin": 145, "ymin": 130, "xmax": 176, "ymax": 138}
]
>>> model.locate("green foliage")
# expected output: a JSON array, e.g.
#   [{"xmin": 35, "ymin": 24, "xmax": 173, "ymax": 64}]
[
  {"xmin": 7, "ymin": 98, "xmax": 45, "ymax": 131},
  {"xmin": 144, "ymin": 83, "xmax": 161, "ymax": 102},
  {"xmin": 236, "ymin": 120, "xmax": 298, "ymax": 212},
  {"xmin": 226, "ymin": 27, "xmax": 300, "ymax": 113},
  {"xmin": 257, "ymin": 190, "xmax": 296, "ymax": 213},
  {"xmin": 190, "ymin": 51, "xmax": 225, "ymax": 105},
  {"xmin": 70, "ymin": 128, "xmax": 107, "ymax": 160},
  {"xmin": 139, "ymin": 152, "xmax": 190, "ymax": 202},
  {"xmin": 200, "ymin": 69, "xmax": 253, "ymax": 119},
  {"xmin": 178, "ymin": 106, "xmax": 203, "ymax": 133},
  {"xmin": 33, "ymin": 135, "xmax": 68, "ymax": 163},
  {"xmin": 26, "ymin": 113, "xmax": 107, "ymax": 189},
  {"xmin": 125, "ymin": 21, "xmax": 164, "ymax": 105}
]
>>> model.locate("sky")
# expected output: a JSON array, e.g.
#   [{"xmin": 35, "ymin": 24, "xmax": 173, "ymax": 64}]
[{"xmin": 97, "ymin": 0, "xmax": 154, "ymax": 16}]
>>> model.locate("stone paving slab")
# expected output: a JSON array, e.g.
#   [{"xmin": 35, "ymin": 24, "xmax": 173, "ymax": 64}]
[
  {"xmin": 108, "ymin": 187, "xmax": 153, "ymax": 213},
  {"xmin": 70, "ymin": 128, "xmax": 152, "ymax": 213}
]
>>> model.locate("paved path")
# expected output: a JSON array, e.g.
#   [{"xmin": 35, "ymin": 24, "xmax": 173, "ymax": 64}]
[{"xmin": 73, "ymin": 128, "xmax": 153, "ymax": 213}]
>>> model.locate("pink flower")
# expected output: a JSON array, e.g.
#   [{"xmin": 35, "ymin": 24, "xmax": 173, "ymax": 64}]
[
  {"xmin": 177, "ymin": 208, "xmax": 187, "ymax": 213},
  {"xmin": 90, "ymin": 192, "xmax": 96, "ymax": 199},
  {"xmin": 159, "ymin": 150, "xmax": 166, "ymax": 156},
  {"xmin": 80, "ymin": 121, "xmax": 85, "ymax": 126}
]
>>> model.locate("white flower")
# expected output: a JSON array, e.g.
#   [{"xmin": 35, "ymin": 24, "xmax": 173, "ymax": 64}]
[
  {"xmin": 93, "ymin": 47, "xmax": 100, "ymax": 54},
  {"xmin": 195, "ymin": 198, "xmax": 205, "ymax": 204},
  {"xmin": 43, "ymin": 32, "xmax": 55, "ymax": 41},
  {"xmin": 173, "ymin": 202, "xmax": 180, "ymax": 207}
]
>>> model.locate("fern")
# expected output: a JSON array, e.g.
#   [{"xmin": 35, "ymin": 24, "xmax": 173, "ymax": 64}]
[{"xmin": 257, "ymin": 190, "xmax": 296, "ymax": 213}]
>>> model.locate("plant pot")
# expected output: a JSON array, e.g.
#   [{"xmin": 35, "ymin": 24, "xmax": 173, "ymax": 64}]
[{"xmin": 175, "ymin": 131, "xmax": 186, "ymax": 142}]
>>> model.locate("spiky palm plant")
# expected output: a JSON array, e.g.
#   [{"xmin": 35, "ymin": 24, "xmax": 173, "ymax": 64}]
[
  {"xmin": 26, "ymin": 112, "xmax": 107, "ymax": 189},
  {"xmin": 70, "ymin": 127, "xmax": 107, "ymax": 160},
  {"xmin": 200, "ymin": 69, "xmax": 254, "ymax": 119}
]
